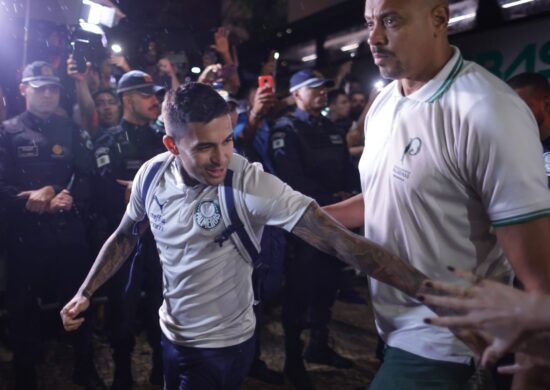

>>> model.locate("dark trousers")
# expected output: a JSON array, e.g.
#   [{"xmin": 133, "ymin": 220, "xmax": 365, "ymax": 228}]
[
  {"xmin": 6, "ymin": 241, "xmax": 93, "ymax": 369},
  {"xmin": 161, "ymin": 333, "xmax": 255, "ymax": 390},
  {"xmin": 251, "ymin": 227, "xmax": 285, "ymax": 362},
  {"xmin": 282, "ymin": 239, "xmax": 343, "ymax": 359},
  {"xmin": 369, "ymin": 346, "xmax": 474, "ymax": 390},
  {"xmin": 108, "ymin": 230, "xmax": 163, "ymax": 363}
]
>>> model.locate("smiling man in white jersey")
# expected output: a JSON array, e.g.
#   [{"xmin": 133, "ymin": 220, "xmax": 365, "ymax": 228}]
[
  {"xmin": 59, "ymin": 82, "xmax": 461, "ymax": 390},
  {"xmin": 324, "ymin": 0, "xmax": 550, "ymax": 389}
]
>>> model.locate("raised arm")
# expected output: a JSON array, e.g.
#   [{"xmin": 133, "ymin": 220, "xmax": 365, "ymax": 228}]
[
  {"xmin": 67, "ymin": 55, "xmax": 97, "ymax": 135},
  {"xmin": 60, "ymin": 213, "xmax": 149, "ymax": 331}
]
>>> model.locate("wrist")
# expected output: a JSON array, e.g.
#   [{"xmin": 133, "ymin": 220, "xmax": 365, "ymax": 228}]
[
  {"xmin": 78, "ymin": 288, "xmax": 93, "ymax": 300},
  {"xmin": 526, "ymin": 293, "xmax": 550, "ymax": 332},
  {"xmin": 249, "ymin": 110, "xmax": 262, "ymax": 122}
]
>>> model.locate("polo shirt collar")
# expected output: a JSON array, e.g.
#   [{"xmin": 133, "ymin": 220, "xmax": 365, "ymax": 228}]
[{"xmin": 392, "ymin": 46, "xmax": 464, "ymax": 103}]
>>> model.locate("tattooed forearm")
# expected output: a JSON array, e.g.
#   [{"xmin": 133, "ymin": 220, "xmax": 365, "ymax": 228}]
[
  {"xmin": 292, "ymin": 202, "xmax": 428, "ymax": 298},
  {"xmin": 292, "ymin": 202, "xmax": 489, "ymax": 355},
  {"xmin": 77, "ymin": 215, "xmax": 148, "ymax": 298}
]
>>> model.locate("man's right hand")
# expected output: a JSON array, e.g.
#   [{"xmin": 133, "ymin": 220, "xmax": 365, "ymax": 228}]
[
  {"xmin": 251, "ymin": 86, "xmax": 276, "ymax": 120},
  {"xmin": 67, "ymin": 54, "xmax": 91, "ymax": 81},
  {"xmin": 48, "ymin": 189, "xmax": 74, "ymax": 213},
  {"xmin": 17, "ymin": 185, "xmax": 56, "ymax": 214},
  {"xmin": 60, "ymin": 294, "xmax": 90, "ymax": 332},
  {"xmin": 198, "ymin": 64, "xmax": 223, "ymax": 84}
]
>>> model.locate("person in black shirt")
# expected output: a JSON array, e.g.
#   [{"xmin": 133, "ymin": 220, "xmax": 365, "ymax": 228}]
[
  {"xmin": 270, "ymin": 70, "xmax": 359, "ymax": 389},
  {"xmin": 93, "ymin": 70, "xmax": 165, "ymax": 389}
]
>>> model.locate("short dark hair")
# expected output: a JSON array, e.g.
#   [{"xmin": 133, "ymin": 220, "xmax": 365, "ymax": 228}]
[
  {"xmin": 507, "ymin": 72, "xmax": 550, "ymax": 94},
  {"xmin": 163, "ymin": 82, "xmax": 229, "ymax": 139},
  {"xmin": 328, "ymin": 89, "xmax": 347, "ymax": 106}
]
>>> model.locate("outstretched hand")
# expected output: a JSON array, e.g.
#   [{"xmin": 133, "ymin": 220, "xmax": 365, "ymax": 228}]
[{"xmin": 419, "ymin": 268, "xmax": 541, "ymax": 367}]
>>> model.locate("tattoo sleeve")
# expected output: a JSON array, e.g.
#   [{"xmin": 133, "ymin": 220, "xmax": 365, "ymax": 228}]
[
  {"xmin": 292, "ymin": 202, "xmax": 428, "ymax": 297},
  {"xmin": 78, "ymin": 213, "xmax": 149, "ymax": 299}
]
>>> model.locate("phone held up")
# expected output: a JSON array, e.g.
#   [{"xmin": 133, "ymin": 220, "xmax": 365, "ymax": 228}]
[
  {"xmin": 258, "ymin": 75, "xmax": 274, "ymax": 93},
  {"xmin": 71, "ymin": 39, "xmax": 90, "ymax": 73}
]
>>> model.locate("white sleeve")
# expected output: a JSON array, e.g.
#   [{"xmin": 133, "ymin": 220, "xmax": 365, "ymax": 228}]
[
  {"xmin": 240, "ymin": 163, "xmax": 314, "ymax": 232},
  {"xmin": 125, "ymin": 162, "xmax": 149, "ymax": 222},
  {"xmin": 460, "ymin": 92, "xmax": 550, "ymax": 226}
]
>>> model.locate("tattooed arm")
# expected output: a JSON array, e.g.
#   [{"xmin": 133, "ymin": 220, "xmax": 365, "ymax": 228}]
[
  {"xmin": 60, "ymin": 213, "xmax": 148, "ymax": 331},
  {"xmin": 292, "ymin": 202, "xmax": 489, "ymax": 354},
  {"xmin": 293, "ymin": 202, "xmax": 427, "ymax": 297}
]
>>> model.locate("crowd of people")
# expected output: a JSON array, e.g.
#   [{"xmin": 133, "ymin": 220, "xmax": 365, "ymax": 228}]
[{"xmin": 1, "ymin": 0, "xmax": 550, "ymax": 390}]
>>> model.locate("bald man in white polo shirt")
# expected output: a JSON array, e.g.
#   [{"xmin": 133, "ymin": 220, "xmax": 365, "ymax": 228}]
[{"xmin": 325, "ymin": 0, "xmax": 550, "ymax": 389}]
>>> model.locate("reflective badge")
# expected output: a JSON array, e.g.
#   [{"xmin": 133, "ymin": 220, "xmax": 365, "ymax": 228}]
[
  {"xmin": 80, "ymin": 130, "xmax": 94, "ymax": 150},
  {"xmin": 272, "ymin": 138, "xmax": 285, "ymax": 149},
  {"xmin": 95, "ymin": 147, "xmax": 110, "ymax": 168},
  {"xmin": 329, "ymin": 134, "xmax": 344, "ymax": 145},
  {"xmin": 195, "ymin": 200, "xmax": 222, "ymax": 230},
  {"xmin": 52, "ymin": 144, "xmax": 64, "ymax": 156},
  {"xmin": 41, "ymin": 65, "xmax": 54, "ymax": 76},
  {"xmin": 17, "ymin": 145, "xmax": 39, "ymax": 158}
]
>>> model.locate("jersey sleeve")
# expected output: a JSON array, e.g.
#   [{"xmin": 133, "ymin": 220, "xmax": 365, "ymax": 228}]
[
  {"xmin": 460, "ymin": 92, "xmax": 550, "ymax": 226},
  {"xmin": 125, "ymin": 160, "xmax": 149, "ymax": 222},
  {"xmin": 240, "ymin": 161, "xmax": 314, "ymax": 232}
]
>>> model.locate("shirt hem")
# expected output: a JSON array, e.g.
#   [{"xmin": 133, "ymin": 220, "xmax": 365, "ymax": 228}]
[{"xmin": 492, "ymin": 208, "xmax": 550, "ymax": 227}]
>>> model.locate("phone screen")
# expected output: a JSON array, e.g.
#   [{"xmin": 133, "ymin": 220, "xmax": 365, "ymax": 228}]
[
  {"xmin": 258, "ymin": 75, "xmax": 274, "ymax": 93},
  {"xmin": 72, "ymin": 39, "xmax": 90, "ymax": 73}
]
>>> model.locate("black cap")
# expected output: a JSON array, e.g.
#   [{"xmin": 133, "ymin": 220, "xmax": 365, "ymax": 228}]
[
  {"xmin": 289, "ymin": 69, "xmax": 334, "ymax": 93},
  {"xmin": 21, "ymin": 61, "xmax": 61, "ymax": 88},
  {"xmin": 117, "ymin": 70, "xmax": 165, "ymax": 95}
]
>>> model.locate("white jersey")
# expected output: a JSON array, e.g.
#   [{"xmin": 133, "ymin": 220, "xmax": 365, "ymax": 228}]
[
  {"xmin": 360, "ymin": 47, "xmax": 550, "ymax": 363},
  {"xmin": 127, "ymin": 153, "xmax": 312, "ymax": 348}
]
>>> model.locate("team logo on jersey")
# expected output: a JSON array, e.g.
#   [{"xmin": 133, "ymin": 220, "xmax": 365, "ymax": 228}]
[
  {"xmin": 401, "ymin": 137, "xmax": 422, "ymax": 162},
  {"xmin": 195, "ymin": 200, "xmax": 222, "ymax": 230}
]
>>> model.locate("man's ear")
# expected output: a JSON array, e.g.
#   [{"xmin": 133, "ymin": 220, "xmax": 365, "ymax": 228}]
[
  {"xmin": 19, "ymin": 83, "xmax": 27, "ymax": 97},
  {"xmin": 432, "ymin": 3, "xmax": 450, "ymax": 34},
  {"xmin": 293, "ymin": 90, "xmax": 302, "ymax": 104},
  {"xmin": 163, "ymin": 135, "xmax": 179, "ymax": 156}
]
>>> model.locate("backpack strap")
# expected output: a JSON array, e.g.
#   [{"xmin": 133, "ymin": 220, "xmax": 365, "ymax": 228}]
[
  {"xmin": 214, "ymin": 169, "xmax": 260, "ymax": 263},
  {"xmin": 131, "ymin": 154, "xmax": 173, "ymax": 235}
]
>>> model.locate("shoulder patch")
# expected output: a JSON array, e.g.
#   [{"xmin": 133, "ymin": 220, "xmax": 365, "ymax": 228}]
[{"xmin": 272, "ymin": 138, "xmax": 285, "ymax": 150}]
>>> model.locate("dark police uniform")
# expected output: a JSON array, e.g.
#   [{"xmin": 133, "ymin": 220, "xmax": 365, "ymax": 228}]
[
  {"xmin": 93, "ymin": 118, "xmax": 166, "ymax": 386},
  {"xmin": 0, "ymin": 111, "xmax": 97, "ymax": 386},
  {"xmin": 270, "ymin": 108, "xmax": 359, "ymax": 368}
]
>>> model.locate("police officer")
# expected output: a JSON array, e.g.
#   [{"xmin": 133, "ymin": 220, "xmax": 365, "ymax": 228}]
[
  {"xmin": 0, "ymin": 61, "xmax": 104, "ymax": 390},
  {"xmin": 93, "ymin": 70, "xmax": 165, "ymax": 389},
  {"xmin": 270, "ymin": 69, "xmax": 359, "ymax": 389}
]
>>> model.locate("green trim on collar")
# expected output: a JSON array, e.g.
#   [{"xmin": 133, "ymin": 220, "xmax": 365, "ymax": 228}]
[
  {"xmin": 426, "ymin": 55, "xmax": 464, "ymax": 103},
  {"xmin": 492, "ymin": 209, "xmax": 550, "ymax": 227}
]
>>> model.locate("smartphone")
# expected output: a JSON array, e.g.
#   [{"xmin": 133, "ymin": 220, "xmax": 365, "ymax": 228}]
[
  {"xmin": 71, "ymin": 39, "xmax": 90, "ymax": 73},
  {"xmin": 258, "ymin": 75, "xmax": 274, "ymax": 93}
]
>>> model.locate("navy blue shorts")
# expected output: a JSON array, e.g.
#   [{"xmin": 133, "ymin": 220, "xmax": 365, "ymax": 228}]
[{"xmin": 161, "ymin": 333, "xmax": 255, "ymax": 390}]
